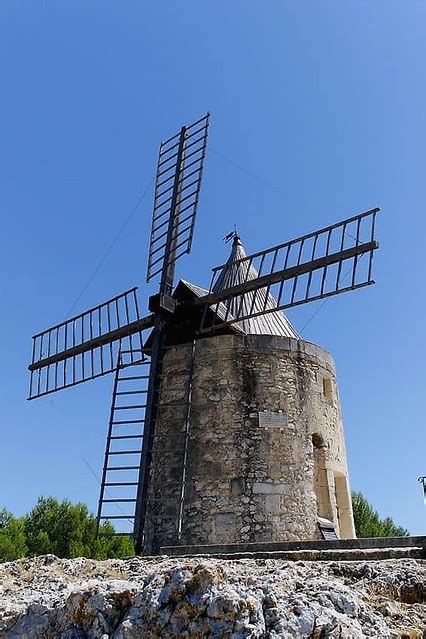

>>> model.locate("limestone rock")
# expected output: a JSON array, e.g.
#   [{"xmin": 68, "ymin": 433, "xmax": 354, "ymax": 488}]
[{"xmin": 0, "ymin": 555, "xmax": 424, "ymax": 638}]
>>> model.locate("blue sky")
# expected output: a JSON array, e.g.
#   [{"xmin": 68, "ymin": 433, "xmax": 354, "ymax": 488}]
[{"xmin": 0, "ymin": 1, "xmax": 425, "ymax": 534}]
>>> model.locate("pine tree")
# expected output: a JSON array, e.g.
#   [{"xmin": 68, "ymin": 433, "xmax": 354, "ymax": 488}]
[
  {"xmin": 352, "ymin": 492, "xmax": 409, "ymax": 538},
  {"xmin": 0, "ymin": 509, "xmax": 27, "ymax": 561},
  {"xmin": 0, "ymin": 498, "xmax": 134, "ymax": 562}
]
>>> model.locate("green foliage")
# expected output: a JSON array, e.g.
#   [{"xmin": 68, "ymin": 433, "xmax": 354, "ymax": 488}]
[
  {"xmin": 0, "ymin": 509, "xmax": 27, "ymax": 561},
  {"xmin": 0, "ymin": 498, "xmax": 134, "ymax": 562},
  {"xmin": 1, "ymin": 491, "xmax": 409, "ymax": 562},
  {"xmin": 352, "ymin": 492, "xmax": 409, "ymax": 538}
]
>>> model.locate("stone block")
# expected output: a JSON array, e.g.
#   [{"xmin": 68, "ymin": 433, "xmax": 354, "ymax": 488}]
[
  {"xmin": 230, "ymin": 478, "xmax": 245, "ymax": 496},
  {"xmin": 253, "ymin": 482, "xmax": 291, "ymax": 495},
  {"xmin": 264, "ymin": 494, "xmax": 281, "ymax": 515},
  {"xmin": 215, "ymin": 513, "xmax": 236, "ymax": 527}
]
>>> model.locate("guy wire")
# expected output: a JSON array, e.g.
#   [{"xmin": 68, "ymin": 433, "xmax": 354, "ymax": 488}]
[{"xmin": 66, "ymin": 178, "xmax": 154, "ymax": 319}]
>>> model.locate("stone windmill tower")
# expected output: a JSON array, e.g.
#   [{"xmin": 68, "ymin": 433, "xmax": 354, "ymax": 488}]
[
  {"xmin": 143, "ymin": 234, "xmax": 356, "ymax": 552},
  {"xmin": 27, "ymin": 114, "xmax": 379, "ymax": 554}
]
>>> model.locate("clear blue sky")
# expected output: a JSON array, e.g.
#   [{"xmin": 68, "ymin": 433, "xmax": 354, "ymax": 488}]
[{"xmin": 0, "ymin": 1, "xmax": 424, "ymax": 534}]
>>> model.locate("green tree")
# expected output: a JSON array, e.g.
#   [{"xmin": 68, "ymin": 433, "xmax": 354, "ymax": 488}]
[
  {"xmin": 352, "ymin": 492, "xmax": 409, "ymax": 538},
  {"xmin": 0, "ymin": 509, "xmax": 27, "ymax": 561},
  {"xmin": 0, "ymin": 497, "xmax": 135, "ymax": 562},
  {"xmin": 24, "ymin": 497, "xmax": 135, "ymax": 559}
]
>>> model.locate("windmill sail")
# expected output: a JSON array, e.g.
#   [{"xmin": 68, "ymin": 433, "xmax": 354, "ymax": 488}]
[
  {"xmin": 419, "ymin": 476, "xmax": 426, "ymax": 505},
  {"xmin": 198, "ymin": 208, "xmax": 379, "ymax": 332},
  {"xmin": 146, "ymin": 113, "xmax": 210, "ymax": 287},
  {"xmin": 28, "ymin": 287, "xmax": 153, "ymax": 399}
]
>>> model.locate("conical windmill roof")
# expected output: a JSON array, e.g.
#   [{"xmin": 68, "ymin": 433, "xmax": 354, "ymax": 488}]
[{"xmin": 212, "ymin": 235, "xmax": 299, "ymax": 338}]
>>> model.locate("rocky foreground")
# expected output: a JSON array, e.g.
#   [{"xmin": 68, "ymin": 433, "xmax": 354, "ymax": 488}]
[{"xmin": 0, "ymin": 555, "xmax": 424, "ymax": 638}]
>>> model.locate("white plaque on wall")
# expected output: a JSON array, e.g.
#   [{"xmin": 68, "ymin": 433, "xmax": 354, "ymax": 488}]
[{"xmin": 258, "ymin": 411, "xmax": 288, "ymax": 428}]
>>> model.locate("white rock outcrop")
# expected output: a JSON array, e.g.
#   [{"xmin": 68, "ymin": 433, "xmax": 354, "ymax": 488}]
[{"xmin": 0, "ymin": 555, "xmax": 424, "ymax": 638}]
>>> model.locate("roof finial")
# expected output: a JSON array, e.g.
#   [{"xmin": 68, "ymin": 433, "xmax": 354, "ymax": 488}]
[{"xmin": 224, "ymin": 225, "xmax": 240, "ymax": 244}]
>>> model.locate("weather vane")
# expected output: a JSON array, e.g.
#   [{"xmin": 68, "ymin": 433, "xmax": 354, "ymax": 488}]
[{"xmin": 224, "ymin": 225, "xmax": 239, "ymax": 243}]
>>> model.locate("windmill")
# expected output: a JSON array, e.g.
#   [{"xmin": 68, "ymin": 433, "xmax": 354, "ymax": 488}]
[{"xmin": 28, "ymin": 113, "xmax": 380, "ymax": 554}]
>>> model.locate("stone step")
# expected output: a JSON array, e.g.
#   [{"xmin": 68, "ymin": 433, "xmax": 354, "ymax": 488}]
[
  {"xmin": 159, "ymin": 535, "xmax": 426, "ymax": 560},
  {"xmin": 156, "ymin": 547, "xmax": 425, "ymax": 562}
]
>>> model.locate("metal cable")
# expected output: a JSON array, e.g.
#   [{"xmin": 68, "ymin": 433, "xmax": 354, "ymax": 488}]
[
  {"xmin": 210, "ymin": 147, "xmax": 288, "ymax": 200},
  {"xmin": 66, "ymin": 179, "xmax": 154, "ymax": 319},
  {"xmin": 300, "ymin": 253, "xmax": 368, "ymax": 334},
  {"xmin": 82, "ymin": 456, "xmax": 134, "ymax": 527}
]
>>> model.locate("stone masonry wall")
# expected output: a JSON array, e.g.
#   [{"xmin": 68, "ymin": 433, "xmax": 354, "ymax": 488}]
[{"xmin": 143, "ymin": 335, "xmax": 355, "ymax": 553}]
